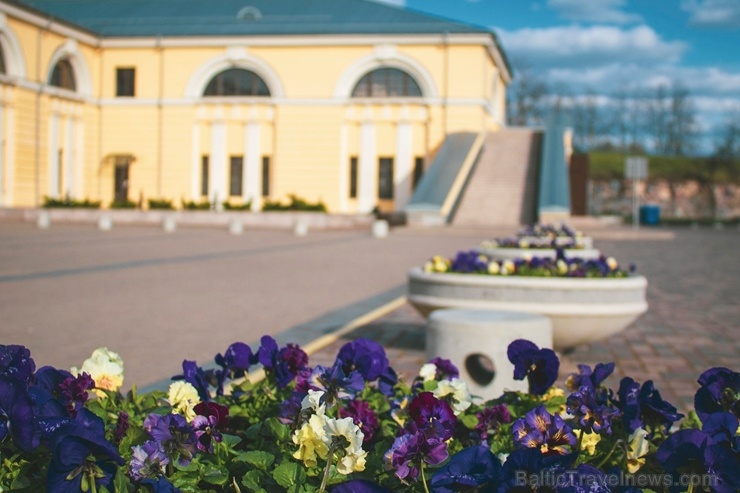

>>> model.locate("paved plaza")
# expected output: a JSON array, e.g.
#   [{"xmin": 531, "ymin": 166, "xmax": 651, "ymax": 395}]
[{"xmin": 1, "ymin": 218, "xmax": 738, "ymax": 411}]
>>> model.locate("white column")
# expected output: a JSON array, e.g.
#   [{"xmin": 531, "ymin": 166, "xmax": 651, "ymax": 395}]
[
  {"xmin": 357, "ymin": 122, "xmax": 376, "ymax": 213},
  {"xmin": 5, "ymin": 105, "xmax": 14, "ymax": 205},
  {"xmin": 338, "ymin": 123, "xmax": 349, "ymax": 213},
  {"xmin": 75, "ymin": 120, "xmax": 84, "ymax": 198},
  {"xmin": 0, "ymin": 104, "xmax": 4, "ymax": 206},
  {"xmin": 395, "ymin": 122, "xmax": 412, "ymax": 211},
  {"xmin": 48, "ymin": 114, "xmax": 59, "ymax": 198},
  {"xmin": 210, "ymin": 121, "xmax": 226, "ymax": 207},
  {"xmin": 244, "ymin": 121, "xmax": 260, "ymax": 211},
  {"xmin": 191, "ymin": 124, "xmax": 200, "ymax": 200},
  {"xmin": 64, "ymin": 118, "xmax": 74, "ymax": 197}
]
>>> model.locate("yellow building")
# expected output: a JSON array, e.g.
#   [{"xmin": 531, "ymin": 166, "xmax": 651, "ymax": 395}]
[{"xmin": 0, "ymin": 0, "xmax": 510, "ymax": 214}]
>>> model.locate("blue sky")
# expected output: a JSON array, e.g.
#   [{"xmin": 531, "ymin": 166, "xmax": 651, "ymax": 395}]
[{"xmin": 376, "ymin": 0, "xmax": 740, "ymax": 153}]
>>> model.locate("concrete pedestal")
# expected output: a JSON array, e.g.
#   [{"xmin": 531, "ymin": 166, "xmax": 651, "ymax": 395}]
[
  {"xmin": 427, "ymin": 309, "xmax": 553, "ymax": 400},
  {"xmin": 98, "ymin": 215, "xmax": 112, "ymax": 231},
  {"xmin": 229, "ymin": 218, "xmax": 244, "ymax": 235},
  {"xmin": 372, "ymin": 219, "xmax": 389, "ymax": 238}
]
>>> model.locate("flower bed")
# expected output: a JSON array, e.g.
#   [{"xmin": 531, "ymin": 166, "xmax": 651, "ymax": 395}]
[
  {"xmin": 410, "ymin": 252, "xmax": 647, "ymax": 349},
  {"xmin": 1, "ymin": 338, "xmax": 738, "ymax": 493}
]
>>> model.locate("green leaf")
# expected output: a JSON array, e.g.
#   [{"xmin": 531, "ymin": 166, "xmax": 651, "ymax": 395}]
[
  {"xmin": 460, "ymin": 413, "xmax": 479, "ymax": 429},
  {"xmin": 113, "ymin": 469, "xmax": 133, "ymax": 493},
  {"xmin": 272, "ymin": 462, "xmax": 306, "ymax": 489},
  {"xmin": 235, "ymin": 451, "xmax": 275, "ymax": 471},
  {"xmin": 221, "ymin": 433, "xmax": 243, "ymax": 449},
  {"xmin": 201, "ymin": 465, "xmax": 230, "ymax": 486},
  {"xmin": 241, "ymin": 470, "xmax": 268, "ymax": 493},
  {"xmin": 264, "ymin": 418, "xmax": 291, "ymax": 442}
]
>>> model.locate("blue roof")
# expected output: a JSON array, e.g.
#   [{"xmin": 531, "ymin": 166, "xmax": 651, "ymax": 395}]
[{"xmin": 11, "ymin": 0, "xmax": 493, "ymax": 37}]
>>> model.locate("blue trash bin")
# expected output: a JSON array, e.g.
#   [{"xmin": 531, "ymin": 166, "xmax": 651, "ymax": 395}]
[{"xmin": 639, "ymin": 204, "xmax": 661, "ymax": 225}]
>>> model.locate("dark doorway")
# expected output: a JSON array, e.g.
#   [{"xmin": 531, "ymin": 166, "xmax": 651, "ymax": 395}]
[{"xmin": 114, "ymin": 158, "xmax": 130, "ymax": 202}]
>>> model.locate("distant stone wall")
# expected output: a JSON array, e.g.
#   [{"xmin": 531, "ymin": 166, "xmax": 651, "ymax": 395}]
[{"xmin": 588, "ymin": 180, "xmax": 740, "ymax": 219}]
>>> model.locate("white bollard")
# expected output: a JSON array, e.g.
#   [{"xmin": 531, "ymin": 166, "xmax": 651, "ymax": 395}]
[
  {"xmin": 372, "ymin": 219, "xmax": 389, "ymax": 238},
  {"xmin": 294, "ymin": 220, "xmax": 308, "ymax": 237},
  {"xmin": 427, "ymin": 309, "xmax": 553, "ymax": 400},
  {"xmin": 37, "ymin": 211, "xmax": 51, "ymax": 229},
  {"xmin": 98, "ymin": 214, "xmax": 112, "ymax": 231},
  {"xmin": 229, "ymin": 218, "xmax": 244, "ymax": 235},
  {"xmin": 162, "ymin": 216, "xmax": 177, "ymax": 233}
]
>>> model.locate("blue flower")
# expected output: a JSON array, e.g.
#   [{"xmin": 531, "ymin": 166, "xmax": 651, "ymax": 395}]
[
  {"xmin": 428, "ymin": 357, "xmax": 460, "ymax": 380},
  {"xmin": 143, "ymin": 413, "xmax": 197, "ymax": 466},
  {"xmin": 130, "ymin": 440, "xmax": 169, "ymax": 481},
  {"xmin": 331, "ymin": 479, "xmax": 391, "ymax": 493},
  {"xmin": 378, "ymin": 366, "xmax": 398, "ymax": 396},
  {"xmin": 141, "ymin": 476, "xmax": 183, "ymax": 492},
  {"xmin": 694, "ymin": 367, "xmax": 740, "ymax": 423},
  {"xmin": 430, "ymin": 445, "xmax": 502, "ymax": 493},
  {"xmin": 44, "ymin": 408, "xmax": 124, "ymax": 493},
  {"xmin": 214, "ymin": 342, "xmax": 256, "ymax": 396},
  {"xmin": 176, "ymin": 360, "xmax": 213, "ymax": 402},
  {"xmin": 566, "ymin": 363, "xmax": 615, "ymax": 392},
  {"xmin": 701, "ymin": 412, "xmax": 739, "ymax": 444},
  {"xmin": 566, "ymin": 386, "xmax": 619, "ymax": 435},
  {"xmin": 507, "ymin": 339, "xmax": 560, "ymax": 396},
  {"xmin": 617, "ymin": 377, "xmax": 683, "ymax": 433},
  {"xmin": 557, "ymin": 464, "xmax": 612, "ymax": 493},
  {"xmin": 0, "ymin": 344, "xmax": 36, "ymax": 382},
  {"xmin": 257, "ymin": 336, "xmax": 308, "ymax": 388},
  {"xmin": 0, "ymin": 375, "xmax": 36, "ymax": 451},
  {"xmin": 512, "ymin": 406, "xmax": 576, "ymax": 456},
  {"xmin": 336, "ymin": 338, "xmax": 389, "ymax": 382},
  {"xmin": 309, "ymin": 362, "xmax": 365, "ymax": 405},
  {"xmin": 451, "ymin": 250, "xmax": 489, "ymax": 273},
  {"xmin": 499, "ymin": 448, "xmax": 578, "ymax": 492}
]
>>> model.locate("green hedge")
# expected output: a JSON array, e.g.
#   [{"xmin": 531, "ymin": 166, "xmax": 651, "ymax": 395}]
[
  {"xmin": 262, "ymin": 194, "xmax": 326, "ymax": 212},
  {"xmin": 147, "ymin": 198, "xmax": 174, "ymax": 210},
  {"xmin": 587, "ymin": 152, "xmax": 740, "ymax": 183},
  {"xmin": 181, "ymin": 199, "xmax": 212, "ymax": 210},
  {"xmin": 42, "ymin": 196, "xmax": 101, "ymax": 209}
]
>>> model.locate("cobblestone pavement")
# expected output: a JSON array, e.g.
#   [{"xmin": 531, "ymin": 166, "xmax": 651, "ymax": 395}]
[{"xmin": 309, "ymin": 226, "xmax": 740, "ymax": 412}]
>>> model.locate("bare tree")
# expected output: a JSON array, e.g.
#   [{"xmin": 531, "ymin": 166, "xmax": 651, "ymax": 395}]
[
  {"xmin": 506, "ymin": 63, "xmax": 549, "ymax": 127},
  {"xmin": 666, "ymin": 82, "xmax": 698, "ymax": 156},
  {"xmin": 647, "ymin": 84, "xmax": 670, "ymax": 154}
]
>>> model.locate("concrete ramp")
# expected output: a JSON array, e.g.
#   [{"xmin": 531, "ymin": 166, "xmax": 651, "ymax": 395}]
[{"xmin": 452, "ymin": 129, "xmax": 542, "ymax": 227}]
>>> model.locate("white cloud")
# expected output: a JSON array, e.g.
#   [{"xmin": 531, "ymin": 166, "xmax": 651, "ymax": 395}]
[
  {"xmin": 547, "ymin": 0, "xmax": 642, "ymax": 24},
  {"xmin": 682, "ymin": 0, "xmax": 740, "ymax": 28},
  {"xmin": 371, "ymin": 0, "xmax": 406, "ymax": 6},
  {"xmin": 497, "ymin": 25, "xmax": 687, "ymax": 68}
]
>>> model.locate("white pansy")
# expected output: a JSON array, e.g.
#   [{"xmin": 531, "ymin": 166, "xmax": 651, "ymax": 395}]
[
  {"xmin": 321, "ymin": 417, "xmax": 367, "ymax": 474},
  {"xmin": 301, "ymin": 389, "xmax": 326, "ymax": 415},
  {"xmin": 502, "ymin": 260, "xmax": 516, "ymax": 275},
  {"xmin": 626, "ymin": 428, "xmax": 650, "ymax": 473},
  {"xmin": 167, "ymin": 381, "xmax": 199, "ymax": 421},
  {"xmin": 72, "ymin": 347, "xmax": 124, "ymax": 395},
  {"xmin": 433, "ymin": 378, "xmax": 472, "ymax": 415},
  {"xmin": 606, "ymin": 257, "xmax": 619, "ymax": 271},
  {"xmin": 419, "ymin": 363, "xmax": 438, "ymax": 382},
  {"xmin": 556, "ymin": 259, "xmax": 568, "ymax": 275}
]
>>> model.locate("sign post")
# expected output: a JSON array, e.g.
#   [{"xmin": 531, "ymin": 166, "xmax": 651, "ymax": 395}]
[{"xmin": 625, "ymin": 157, "xmax": 648, "ymax": 229}]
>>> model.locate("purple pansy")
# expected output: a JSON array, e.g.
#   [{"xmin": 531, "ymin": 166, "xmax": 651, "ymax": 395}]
[
  {"xmin": 377, "ymin": 366, "xmax": 398, "ymax": 396},
  {"xmin": 177, "ymin": 360, "xmax": 213, "ymax": 402},
  {"xmin": 385, "ymin": 432, "xmax": 423, "ymax": 482},
  {"xmin": 429, "ymin": 445, "xmax": 502, "ymax": 493},
  {"xmin": 499, "ymin": 448, "xmax": 578, "ymax": 493},
  {"xmin": 0, "ymin": 344, "xmax": 36, "ymax": 382},
  {"xmin": 214, "ymin": 342, "xmax": 256, "ymax": 396},
  {"xmin": 0, "ymin": 375, "xmax": 36, "ymax": 451},
  {"xmin": 336, "ymin": 338, "xmax": 389, "ymax": 382},
  {"xmin": 656, "ymin": 428, "xmax": 740, "ymax": 493},
  {"xmin": 475, "ymin": 403, "xmax": 511, "ymax": 442},
  {"xmin": 566, "ymin": 363, "xmax": 615, "ymax": 392},
  {"xmin": 44, "ymin": 408, "xmax": 124, "ymax": 493},
  {"xmin": 130, "ymin": 440, "xmax": 169, "ymax": 481},
  {"xmin": 408, "ymin": 392, "xmax": 457, "ymax": 442},
  {"xmin": 58, "ymin": 372, "xmax": 95, "ymax": 417},
  {"xmin": 451, "ymin": 250, "xmax": 489, "ymax": 273},
  {"xmin": 566, "ymin": 386, "xmax": 619, "ymax": 435},
  {"xmin": 114, "ymin": 411, "xmax": 130, "ymax": 445},
  {"xmin": 338, "ymin": 399, "xmax": 379, "ymax": 444},
  {"xmin": 331, "ymin": 479, "xmax": 391, "ymax": 493},
  {"xmin": 617, "ymin": 377, "xmax": 683, "ymax": 433},
  {"xmin": 513, "ymin": 406, "xmax": 576, "ymax": 456},
  {"xmin": 309, "ymin": 362, "xmax": 365, "ymax": 405},
  {"xmin": 191, "ymin": 401, "xmax": 229, "ymax": 453},
  {"xmin": 257, "ymin": 336, "xmax": 308, "ymax": 388},
  {"xmin": 428, "ymin": 357, "xmax": 460, "ymax": 380},
  {"xmin": 702, "ymin": 412, "xmax": 739, "ymax": 444},
  {"xmin": 141, "ymin": 476, "xmax": 183, "ymax": 493},
  {"xmin": 557, "ymin": 464, "xmax": 613, "ymax": 493},
  {"xmin": 507, "ymin": 339, "xmax": 560, "ymax": 396},
  {"xmin": 694, "ymin": 367, "xmax": 740, "ymax": 422},
  {"xmin": 143, "ymin": 413, "xmax": 197, "ymax": 466}
]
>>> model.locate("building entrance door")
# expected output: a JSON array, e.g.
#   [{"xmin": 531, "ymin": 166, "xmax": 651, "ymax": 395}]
[{"xmin": 114, "ymin": 160, "xmax": 129, "ymax": 202}]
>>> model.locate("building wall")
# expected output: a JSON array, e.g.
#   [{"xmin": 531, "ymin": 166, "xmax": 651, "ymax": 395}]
[{"xmin": 0, "ymin": 3, "xmax": 508, "ymax": 212}]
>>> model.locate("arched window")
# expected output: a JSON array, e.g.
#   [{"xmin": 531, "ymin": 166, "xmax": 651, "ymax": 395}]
[
  {"xmin": 203, "ymin": 68, "xmax": 270, "ymax": 97},
  {"xmin": 0, "ymin": 45, "xmax": 6, "ymax": 75},
  {"xmin": 351, "ymin": 68, "xmax": 422, "ymax": 98},
  {"xmin": 50, "ymin": 59, "xmax": 76, "ymax": 91}
]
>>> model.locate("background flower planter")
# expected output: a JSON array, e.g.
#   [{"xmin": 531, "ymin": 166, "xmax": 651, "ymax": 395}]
[
  {"xmin": 476, "ymin": 246, "xmax": 602, "ymax": 260},
  {"xmin": 407, "ymin": 267, "xmax": 648, "ymax": 350}
]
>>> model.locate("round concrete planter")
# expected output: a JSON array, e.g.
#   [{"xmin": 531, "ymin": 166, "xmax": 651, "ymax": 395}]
[
  {"xmin": 407, "ymin": 267, "xmax": 648, "ymax": 350},
  {"xmin": 476, "ymin": 246, "xmax": 602, "ymax": 260}
]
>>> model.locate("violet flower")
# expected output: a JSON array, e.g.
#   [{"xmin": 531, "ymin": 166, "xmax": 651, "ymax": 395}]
[
  {"xmin": 214, "ymin": 342, "xmax": 256, "ymax": 396},
  {"xmin": 0, "ymin": 344, "xmax": 36, "ymax": 382},
  {"xmin": 694, "ymin": 367, "xmax": 740, "ymax": 423},
  {"xmin": 566, "ymin": 386, "xmax": 619, "ymax": 435},
  {"xmin": 141, "ymin": 476, "xmax": 183, "ymax": 493},
  {"xmin": 28, "ymin": 366, "xmax": 74, "ymax": 420},
  {"xmin": 338, "ymin": 399, "xmax": 379, "ymax": 444},
  {"xmin": 0, "ymin": 375, "xmax": 36, "ymax": 451},
  {"xmin": 617, "ymin": 377, "xmax": 683, "ymax": 433},
  {"xmin": 499, "ymin": 448, "xmax": 578, "ymax": 493},
  {"xmin": 377, "ymin": 366, "xmax": 398, "ymax": 396},
  {"xmin": 44, "ymin": 408, "xmax": 124, "ymax": 493},
  {"xmin": 566, "ymin": 362, "xmax": 615, "ymax": 392},
  {"xmin": 143, "ymin": 413, "xmax": 197, "ymax": 466},
  {"xmin": 331, "ymin": 479, "xmax": 391, "ymax": 493},
  {"xmin": 428, "ymin": 357, "xmax": 460, "ymax": 380},
  {"xmin": 114, "ymin": 411, "xmax": 130, "ymax": 445},
  {"xmin": 385, "ymin": 432, "xmax": 423, "ymax": 482},
  {"xmin": 191, "ymin": 402, "xmax": 229, "ymax": 453},
  {"xmin": 257, "ymin": 336, "xmax": 308, "ymax": 388},
  {"xmin": 429, "ymin": 445, "xmax": 502, "ymax": 493},
  {"xmin": 177, "ymin": 360, "xmax": 213, "ymax": 402},
  {"xmin": 513, "ymin": 405, "xmax": 576, "ymax": 456},
  {"xmin": 475, "ymin": 403, "xmax": 511, "ymax": 442},
  {"xmin": 130, "ymin": 440, "xmax": 169, "ymax": 481},
  {"xmin": 309, "ymin": 362, "xmax": 365, "ymax": 405},
  {"xmin": 58, "ymin": 372, "xmax": 95, "ymax": 417},
  {"xmin": 451, "ymin": 250, "xmax": 489, "ymax": 273},
  {"xmin": 336, "ymin": 338, "xmax": 389, "ymax": 382},
  {"xmin": 507, "ymin": 339, "xmax": 560, "ymax": 395},
  {"xmin": 408, "ymin": 391, "xmax": 456, "ymax": 442}
]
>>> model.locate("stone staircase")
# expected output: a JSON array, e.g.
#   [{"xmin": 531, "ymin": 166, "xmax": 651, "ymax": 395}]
[{"xmin": 452, "ymin": 128, "xmax": 543, "ymax": 227}]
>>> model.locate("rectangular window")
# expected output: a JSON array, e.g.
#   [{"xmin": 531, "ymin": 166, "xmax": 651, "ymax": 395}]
[
  {"xmin": 262, "ymin": 156, "xmax": 270, "ymax": 197},
  {"xmin": 378, "ymin": 157, "xmax": 394, "ymax": 200},
  {"xmin": 349, "ymin": 157, "xmax": 358, "ymax": 199},
  {"xmin": 230, "ymin": 156, "xmax": 243, "ymax": 197},
  {"xmin": 201, "ymin": 156, "xmax": 209, "ymax": 197},
  {"xmin": 413, "ymin": 157, "xmax": 424, "ymax": 190},
  {"xmin": 116, "ymin": 68, "xmax": 135, "ymax": 97}
]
